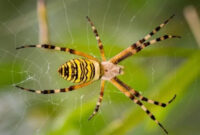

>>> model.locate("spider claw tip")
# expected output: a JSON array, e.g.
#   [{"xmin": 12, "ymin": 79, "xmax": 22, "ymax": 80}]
[
  {"xmin": 16, "ymin": 46, "xmax": 23, "ymax": 50},
  {"xmin": 14, "ymin": 85, "xmax": 19, "ymax": 87},
  {"xmin": 172, "ymin": 35, "xmax": 181, "ymax": 38},
  {"xmin": 173, "ymin": 94, "xmax": 177, "ymax": 100},
  {"xmin": 15, "ymin": 85, "xmax": 22, "ymax": 89},
  {"xmin": 88, "ymin": 114, "xmax": 94, "ymax": 121},
  {"xmin": 169, "ymin": 14, "xmax": 175, "ymax": 19},
  {"xmin": 15, "ymin": 85, "xmax": 21, "ymax": 89},
  {"xmin": 168, "ymin": 94, "xmax": 177, "ymax": 104}
]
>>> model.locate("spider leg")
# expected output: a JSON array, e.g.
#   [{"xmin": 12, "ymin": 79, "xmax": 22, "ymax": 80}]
[
  {"xmin": 110, "ymin": 15, "xmax": 178, "ymax": 64},
  {"xmin": 110, "ymin": 34, "xmax": 180, "ymax": 64},
  {"xmin": 137, "ymin": 35, "xmax": 181, "ymax": 51},
  {"xmin": 15, "ymin": 81, "xmax": 93, "ymax": 94},
  {"xmin": 131, "ymin": 89, "xmax": 176, "ymax": 107},
  {"xmin": 88, "ymin": 80, "xmax": 105, "ymax": 120},
  {"xmin": 113, "ymin": 77, "xmax": 176, "ymax": 107},
  {"xmin": 135, "ymin": 14, "xmax": 175, "ymax": 48},
  {"xmin": 16, "ymin": 44, "xmax": 99, "ymax": 62},
  {"xmin": 110, "ymin": 77, "xmax": 168, "ymax": 134},
  {"xmin": 86, "ymin": 16, "xmax": 106, "ymax": 61}
]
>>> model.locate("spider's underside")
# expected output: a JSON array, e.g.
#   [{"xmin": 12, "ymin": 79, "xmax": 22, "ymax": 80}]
[{"xmin": 15, "ymin": 15, "xmax": 180, "ymax": 134}]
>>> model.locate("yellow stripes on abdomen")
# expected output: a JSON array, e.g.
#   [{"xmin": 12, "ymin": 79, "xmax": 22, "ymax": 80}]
[{"xmin": 58, "ymin": 58, "xmax": 101, "ymax": 83}]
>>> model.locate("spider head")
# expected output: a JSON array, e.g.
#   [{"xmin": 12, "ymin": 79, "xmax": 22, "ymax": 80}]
[{"xmin": 101, "ymin": 61, "xmax": 124, "ymax": 80}]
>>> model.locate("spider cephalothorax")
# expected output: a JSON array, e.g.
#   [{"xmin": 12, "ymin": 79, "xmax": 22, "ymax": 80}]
[
  {"xmin": 15, "ymin": 15, "xmax": 180, "ymax": 134},
  {"xmin": 101, "ymin": 61, "xmax": 124, "ymax": 80}
]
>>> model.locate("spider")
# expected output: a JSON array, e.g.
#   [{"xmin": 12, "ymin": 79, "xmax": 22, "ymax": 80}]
[{"xmin": 15, "ymin": 15, "xmax": 180, "ymax": 134}]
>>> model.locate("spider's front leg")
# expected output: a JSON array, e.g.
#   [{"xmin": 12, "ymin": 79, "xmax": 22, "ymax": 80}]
[
  {"xmin": 114, "ymin": 77, "xmax": 176, "ymax": 107},
  {"xmin": 110, "ymin": 77, "xmax": 171, "ymax": 134},
  {"xmin": 110, "ymin": 15, "xmax": 180, "ymax": 64}
]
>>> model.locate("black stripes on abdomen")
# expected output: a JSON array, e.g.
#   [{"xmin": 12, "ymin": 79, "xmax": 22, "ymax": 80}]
[{"xmin": 58, "ymin": 58, "xmax": 97, "ymax": 83}]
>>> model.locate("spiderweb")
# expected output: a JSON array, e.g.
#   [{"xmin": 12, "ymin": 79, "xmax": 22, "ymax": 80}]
[{"xmin": 0, "ymin": 0, "xmax": 188, "ymax": 134}]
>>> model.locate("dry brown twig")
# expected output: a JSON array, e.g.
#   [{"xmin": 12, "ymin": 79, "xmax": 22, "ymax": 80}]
[
  {"xmin": 37, "ymin": 0, "xmax": 49, "ymax": 44},
  {"xmin": 184, "ymin": 5, "xmax": 200, "ymax": 47}
]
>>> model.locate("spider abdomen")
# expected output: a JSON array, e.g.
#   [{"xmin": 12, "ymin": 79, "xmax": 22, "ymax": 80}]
[{"xmin": 58, "ymin": 58, "xmax": 101, "ymax": 83}]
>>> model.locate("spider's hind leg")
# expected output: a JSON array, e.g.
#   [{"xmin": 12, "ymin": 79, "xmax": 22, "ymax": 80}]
[
  {"xmin": 15, "ymin": 81, "xmax": 93, "ymax": 94},
  {"xmin": 16, "ymin": 44, "xmax": 99, "ymax": 61}
]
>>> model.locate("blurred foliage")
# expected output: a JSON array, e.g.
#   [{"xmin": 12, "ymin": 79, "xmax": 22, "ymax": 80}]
[
  {"xmin": 0, "ymin": 0, "xmax": 200, "ymax": 135},
  {"xmin": 0, "ymin": 63, "xmax": 23, "ymax": 87}
]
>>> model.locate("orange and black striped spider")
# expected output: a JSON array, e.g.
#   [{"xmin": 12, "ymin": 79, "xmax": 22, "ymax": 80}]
[{"xmin": 16, "ymin": 15, "xmax": 180, "ymax": 134}]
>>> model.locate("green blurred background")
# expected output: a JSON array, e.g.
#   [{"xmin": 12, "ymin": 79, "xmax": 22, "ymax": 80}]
[{"xmin": 0, "ymin": 0, "xmax": 200, "ymax": 135}]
